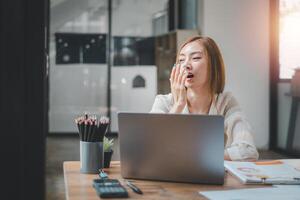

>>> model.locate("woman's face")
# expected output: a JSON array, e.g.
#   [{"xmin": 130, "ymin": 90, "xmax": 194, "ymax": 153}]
[{"xmin": 178, "ymin": 41, "xmax": 209, "ymax": 89}]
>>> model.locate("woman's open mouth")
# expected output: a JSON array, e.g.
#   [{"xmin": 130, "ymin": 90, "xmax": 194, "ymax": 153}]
[{"xmin": 187, "ymin": 73, "xmax": 194, "ymax": 80}]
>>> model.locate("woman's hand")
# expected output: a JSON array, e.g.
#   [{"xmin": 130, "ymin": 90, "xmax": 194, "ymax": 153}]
[
  {"xmin": 169, "ymin": 64, "xmax": 188, "ymax": 113},
  {"xmin": 224, "ymin": 149, "xmax": 231, "ymax": 161}
]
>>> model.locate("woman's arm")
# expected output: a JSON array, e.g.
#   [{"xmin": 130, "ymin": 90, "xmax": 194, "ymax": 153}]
[
  {"xmin": 224, "ymin": 149, "xmax": 231, "ymax": 160},
  {"xmin": 223, "ymin": 134, "xmax": 231, "ymax": 160},
  {"xmin": 225, "ymin": 124, "xmax": 259, "ymax": 161},
  {"xmin": 222, "ymin": 93, "xmax": 259, "ymax": 161},
  {"xmin": 150, "ymin": 95, "xmax": 170, "ymax": 113}
]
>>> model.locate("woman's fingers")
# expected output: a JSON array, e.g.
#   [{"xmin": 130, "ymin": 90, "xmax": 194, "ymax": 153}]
[
  {"xmin": 178, "ymin": 73, "xmax": 187, "ymax": 104},
  {"xmin": 180, "ymin": 70, "xmax": 187, "ymax": 86},
  {"xmin": 170, "ymin": 64, "xmax": 186, "ymax": 99},
  {"xmin": 176, "ymin": 64, "xmax": 185, "ymax": 85},
  {"xmin": 174, "ymin": 64, "xmax": 181, "ymax": 83},
  {"xmin": 178, "ymin": 65, "xmax": 186, "ymax": 86},
  {"xmin": 170, "ymin": 63, "xmax": 187, "ymax": 111},
  {"xmin": 170, "ymin": 64, "xmax": 176, "ymax": 83}
]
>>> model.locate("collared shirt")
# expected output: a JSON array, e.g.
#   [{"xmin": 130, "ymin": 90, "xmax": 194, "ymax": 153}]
[{"xmin": 150, "ymin": 92, "xmax": 259, "ymax": 161}]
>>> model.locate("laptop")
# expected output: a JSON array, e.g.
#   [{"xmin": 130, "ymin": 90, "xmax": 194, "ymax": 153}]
[{"xmin": 117, "ymin": 112, "xmax": 225, "ymax": 185}]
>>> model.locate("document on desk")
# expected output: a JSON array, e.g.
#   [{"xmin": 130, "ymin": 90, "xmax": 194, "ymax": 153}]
[
  {"xmin": 224, "ymin": 160, "xmax": 300, "ymax": 184},
  {"xmin": 199, "ymin": 185, "xmax": 300, "ymax": 200}
]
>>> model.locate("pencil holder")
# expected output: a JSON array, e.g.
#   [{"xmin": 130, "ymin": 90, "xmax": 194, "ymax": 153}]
[{"xmin": 80, "ymin": 141, "xmax": 103, "ymax": 174}]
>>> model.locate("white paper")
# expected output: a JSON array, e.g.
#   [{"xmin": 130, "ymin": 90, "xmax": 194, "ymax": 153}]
[
  {"xmin": 224, "ymin": 160, "xmax": 300, "ymax": 184},
  {"xmin": 199, "ymin": 185, "xmax": 300, "ymax": 200}
]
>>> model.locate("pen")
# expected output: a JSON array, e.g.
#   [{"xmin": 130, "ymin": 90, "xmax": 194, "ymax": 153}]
[{"xmin": 126, "ymin": 181, "xmax": 143, "ymax": 195}]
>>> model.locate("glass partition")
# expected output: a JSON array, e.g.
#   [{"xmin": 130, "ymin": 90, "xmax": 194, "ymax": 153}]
[
  {"xmin": 110, "ymin": 0, "xmax": 168, "ymax": 132},
  {"xmin": 49, "ymin": 0, "xmax": 198, "ymax": 134},
  {"xmin": 49, "ymin": 0, "xmax": 108, "ymax": 133}
]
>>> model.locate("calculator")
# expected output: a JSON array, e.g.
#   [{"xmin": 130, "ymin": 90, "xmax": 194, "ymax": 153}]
[{"xmin": 93, "ymin": 179, "xmax": 128, "ymax": 198}]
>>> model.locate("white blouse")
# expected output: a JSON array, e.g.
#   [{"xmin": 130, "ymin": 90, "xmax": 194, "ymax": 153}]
[{"xmin": 150, "ymin": 92, "xmax": 259, "ymax": 161}]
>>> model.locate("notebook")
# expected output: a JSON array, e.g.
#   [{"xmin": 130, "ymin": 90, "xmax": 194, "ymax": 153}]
[{"xmin": 224, "ymin": 160, "xmax": 300, "ymax": 184}]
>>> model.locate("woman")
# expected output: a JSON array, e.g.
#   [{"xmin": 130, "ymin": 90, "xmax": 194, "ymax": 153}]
[{"xmin": 150, "ymin": 36, "xmax": 259, "ymax": 161}]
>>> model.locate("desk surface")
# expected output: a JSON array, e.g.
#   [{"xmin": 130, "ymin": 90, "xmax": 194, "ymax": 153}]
[{"xmin": 63, "ymin": 161, "xmax": 275, "ymax": 200}]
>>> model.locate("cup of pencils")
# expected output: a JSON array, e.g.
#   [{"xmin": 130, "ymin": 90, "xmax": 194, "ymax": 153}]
[{"xmin": 75, "ymin": 114, "xmax": 109, "ymax": 174}]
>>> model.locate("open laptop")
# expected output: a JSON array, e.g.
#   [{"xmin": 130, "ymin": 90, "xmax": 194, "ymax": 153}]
[{"xmin": 117, "ymin": 112, "xmax": 225, "ymax": 185}]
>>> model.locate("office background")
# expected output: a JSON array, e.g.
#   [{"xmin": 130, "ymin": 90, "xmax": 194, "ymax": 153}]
[
  {"xmin": 48, "ymin": 0, "xmax": 294, "ymax": 152},
  {"xmin": 48, "ymin": 0, "xmax": 271, "ymax": 148},
  {"xmin": 1, "ymin": 0, "xmax": 300, "ymax": 199}
]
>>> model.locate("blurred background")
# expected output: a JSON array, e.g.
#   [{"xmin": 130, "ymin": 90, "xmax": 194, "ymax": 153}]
[
  {"xmin": 2, "ymin": 0, "xmax": 300, "ymax": 199},
  {"xmin": 46, "ymin": 1, "xmax": 300, "ymax": 198}
]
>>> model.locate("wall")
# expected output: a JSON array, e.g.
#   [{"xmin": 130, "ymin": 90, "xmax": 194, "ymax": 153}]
[{"xmin": 199, "ymin": 0, "xmax": 270, "ymax": 149}]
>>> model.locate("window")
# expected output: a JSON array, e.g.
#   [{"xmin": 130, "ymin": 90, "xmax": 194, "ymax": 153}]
[{"xmin": 279, "ymin": 0, "xmax": 300, "ymax": 79}]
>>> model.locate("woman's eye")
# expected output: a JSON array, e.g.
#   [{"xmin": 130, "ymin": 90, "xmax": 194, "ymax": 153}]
[
  {"xmin": 179, "ymin": 59, "xmax": 185, "ymax": 63},
  {"xmin": 193, "ymin": 57, "xmax": 201, "ymax": 60}
]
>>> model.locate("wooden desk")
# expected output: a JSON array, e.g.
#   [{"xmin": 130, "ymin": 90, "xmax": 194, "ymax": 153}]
[{"xmin": 64, "ymin": 161, "xmax": 270, "ymax": 200}]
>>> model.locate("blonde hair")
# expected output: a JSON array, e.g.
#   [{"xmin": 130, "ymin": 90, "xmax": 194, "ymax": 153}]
[{"xmin": 176, "ymin": 36, "xmax": 225, "ymax": 97}]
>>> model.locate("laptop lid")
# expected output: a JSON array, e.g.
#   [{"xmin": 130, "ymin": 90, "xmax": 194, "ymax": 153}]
[{"xmin": 118, "ymin": 112, "xmax": 224, "ymax": 185}]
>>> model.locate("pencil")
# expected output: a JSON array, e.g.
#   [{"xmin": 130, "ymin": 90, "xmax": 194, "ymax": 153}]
[
  {"xmin": 84, "ymin": 120, "xmax": 88, "ymax": 141},
  {"xmin": 75, "ymin": 114, "xmax": 110, "ymax": 142}
]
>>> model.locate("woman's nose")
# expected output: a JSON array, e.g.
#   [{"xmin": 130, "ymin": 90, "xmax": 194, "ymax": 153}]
[
  {"xmin": 180, "ymin": 59, "xmax": 192, "ymax": 70},
  {"xmin": 185, "ymin": 63, "xmax": 192, "ymax": 70}
]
